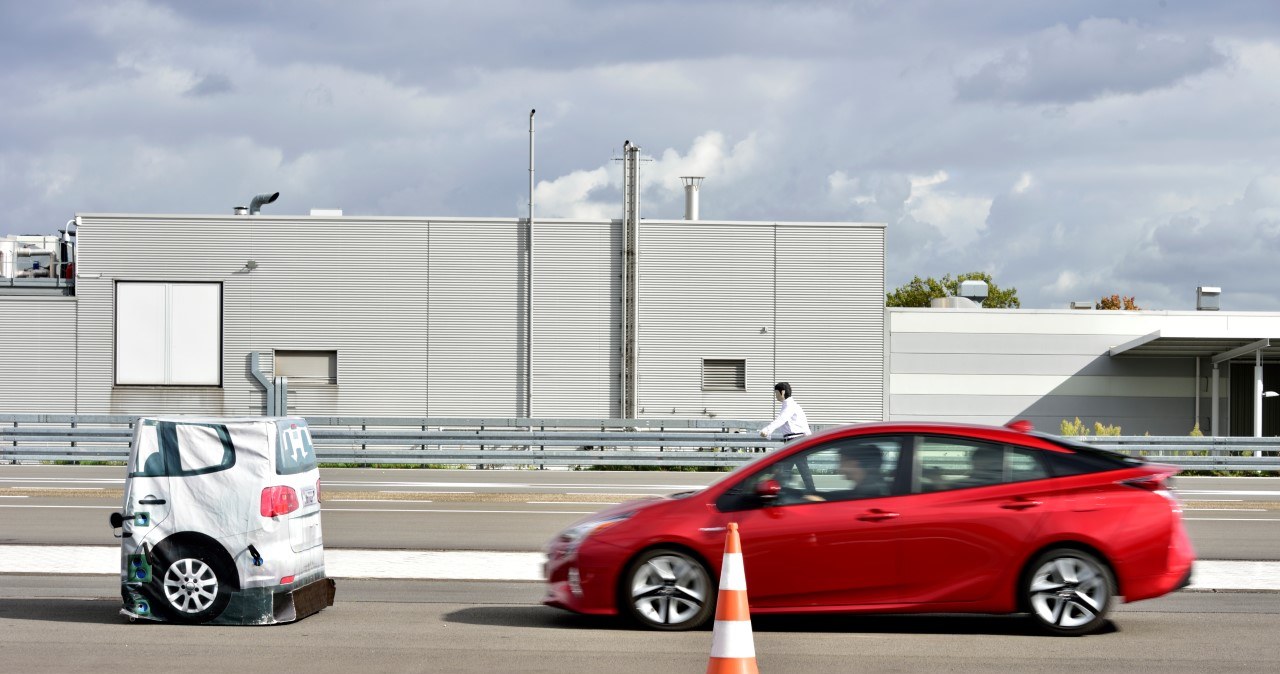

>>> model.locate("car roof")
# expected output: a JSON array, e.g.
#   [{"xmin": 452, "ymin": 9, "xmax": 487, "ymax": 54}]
[{"xmin": 809, "ymin": 420, "xmax": 1062, "ymax": 449}]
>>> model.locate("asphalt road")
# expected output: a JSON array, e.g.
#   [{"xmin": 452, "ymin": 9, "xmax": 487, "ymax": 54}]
[
  {"xmin": 3, "ymin": 467, "xmax": 1279, "ymax": 672},
  {"xmin": 1, "ymin": 467, "xmax": 1278, "ymax": 559},
  {"xmin": 1, "ymin": 575, "xmax": 1277, "ymax": 674}
]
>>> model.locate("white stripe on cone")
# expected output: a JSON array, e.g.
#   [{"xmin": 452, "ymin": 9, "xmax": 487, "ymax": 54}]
[
  {"xmin": 719, "ymin": 551, "xmax": 746, "ymax": 591},
  {"xmin": 709, "ymin": 620, "xmax": 757, "ymax": 658}
]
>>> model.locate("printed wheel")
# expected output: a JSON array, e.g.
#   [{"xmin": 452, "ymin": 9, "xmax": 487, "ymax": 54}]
[
  {"xmin": 1023, "ymin": 548, "xmax": 1114, "ymax": 636},
  {"xmin": 621, "ymin": 548, "xmax": 715, "ymax": 631},
  {"xmin": 153, "ymin": 544, "xmax": 233, "ymax": 624}
]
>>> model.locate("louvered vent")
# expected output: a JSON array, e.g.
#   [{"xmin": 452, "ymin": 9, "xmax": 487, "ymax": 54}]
[{"xmin": 702, "ymin": 358, "xmax": 746, "ymax": 391}]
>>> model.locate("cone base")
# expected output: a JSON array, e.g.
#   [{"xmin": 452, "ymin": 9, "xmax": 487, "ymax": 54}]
[{"xmin": 706, "ymin": 656, "xmax": 759, "ymax": 674}]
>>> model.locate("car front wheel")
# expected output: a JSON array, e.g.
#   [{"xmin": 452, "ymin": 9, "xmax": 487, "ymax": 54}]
[
  {"xmin": 621, "ymin": 548, "xmax": 715, "ymax": 631},
  {"xmin": 1023, "ymin": 548, "xmax": 1114, "ymax": 636}
]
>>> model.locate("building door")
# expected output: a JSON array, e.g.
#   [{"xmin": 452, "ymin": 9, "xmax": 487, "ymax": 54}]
[{"xmin": 1228, "ymin": 363, "xmax": 1280, "ymax": 436}]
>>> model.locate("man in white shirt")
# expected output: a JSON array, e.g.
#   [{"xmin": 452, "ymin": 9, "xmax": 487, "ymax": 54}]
[{"xmin": 759, "ymin": 382, "xmax": 811, "ymax": 448}]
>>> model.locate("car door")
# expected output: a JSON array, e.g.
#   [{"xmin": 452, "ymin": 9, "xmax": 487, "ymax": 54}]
[
  {"xmin": 123, "ymin": 420, "xmax": 173, "ymax": 547},
  {"xmin": 711, "ymin": 436, "xmax": 908, "ymax": 608},
  {"xmin": 894, "ymin": 435, "xmax": 1053, "ymax": 603}
]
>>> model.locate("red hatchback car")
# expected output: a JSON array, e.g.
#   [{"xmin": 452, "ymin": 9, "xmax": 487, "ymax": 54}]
[{"xmin": 544, "ymin": 421, "xmax": 1195, "ymax": 636}]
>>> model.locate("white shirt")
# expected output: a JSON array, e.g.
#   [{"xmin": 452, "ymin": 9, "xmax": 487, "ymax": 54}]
[{"xmin": 762, "ymin": 397, "xmax": 810, "ymax": 437}]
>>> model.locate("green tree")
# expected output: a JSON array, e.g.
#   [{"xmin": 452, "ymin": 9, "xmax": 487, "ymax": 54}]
[{"xmin": 886, "ymin": 271, "xmax": 1020, "ymax": 308}]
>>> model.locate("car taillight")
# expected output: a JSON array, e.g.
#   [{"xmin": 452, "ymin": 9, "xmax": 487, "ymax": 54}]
[
  {"xmin": 261, "ymin": 486, "xmax": 300, "ymax": 517},
  {"xmin": 1121, "ymin": 472, "xmax": 1180, "ymax": 506},
  {"xmin": 316, "ymin": 478, "xmax": 322, "ymax": 504}
]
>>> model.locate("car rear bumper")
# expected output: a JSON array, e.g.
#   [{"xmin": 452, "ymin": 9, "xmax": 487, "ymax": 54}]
[{"xmin": 1123, "ymin": 519, "xmax": 1196, "ymax": 602}]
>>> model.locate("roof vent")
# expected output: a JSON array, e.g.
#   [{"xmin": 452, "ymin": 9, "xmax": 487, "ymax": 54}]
[
  {"xmin": 1197, "ymin": 286, "xmax": 1220, "ymax": 311},
  {"xmin": 930, "ymin": 296, "xmax": 981, "ymax": 308},
  {"xmin": 957, "ymin": 280, "xmax": 988, "ymax": 303},
  {"xmin": 249, "ymin": 192, "xmax": 279, "ymax": 215},
  {"xmin": 1070, "ymin": 301, "xmax": 1093, "ymax": 310},
  {"xmin": 680, "ymin": 177, "xmax": 703, "ymax": 221}
]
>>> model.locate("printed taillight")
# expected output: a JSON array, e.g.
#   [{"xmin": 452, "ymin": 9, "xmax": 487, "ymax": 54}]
[{"xmin": 261, "ymin": 486, "xmax": 300, "ymax": 517}]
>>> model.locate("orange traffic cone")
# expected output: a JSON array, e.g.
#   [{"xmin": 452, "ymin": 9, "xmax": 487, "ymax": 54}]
[{"xmin": 707, "ymin": 522, "xmax": 758, "ymax": 674}]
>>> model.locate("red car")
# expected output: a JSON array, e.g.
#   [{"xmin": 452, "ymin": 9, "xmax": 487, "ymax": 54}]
[{"xmin": 544, "ymin": 421, "xmax": 1195, "ymax": 636}]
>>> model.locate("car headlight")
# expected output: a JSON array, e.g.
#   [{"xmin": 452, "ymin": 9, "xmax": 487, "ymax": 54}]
[{"xmin": 558, "ymin": 512, "xmax": 634, "ymax": 554}]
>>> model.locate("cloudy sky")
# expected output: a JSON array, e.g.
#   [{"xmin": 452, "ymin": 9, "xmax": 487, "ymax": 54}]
[{"xmin": 4, "ymin": 0, "xmax": 1280, "ymax": 310}]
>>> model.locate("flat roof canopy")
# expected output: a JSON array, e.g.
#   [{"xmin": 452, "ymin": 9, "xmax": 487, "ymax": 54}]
[{"xmin": 1110, "ymin": 332, "xmax": 1280, "ymax": 362}]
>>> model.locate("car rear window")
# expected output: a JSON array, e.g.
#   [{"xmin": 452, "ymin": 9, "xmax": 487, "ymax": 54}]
[
  {"xmin": 276, "ymin": 421, "xmax": 318, "ymax": 475},
  {"xmin": 1032, "ymin": 433, "xmax": 1144, "ymax": 476}
]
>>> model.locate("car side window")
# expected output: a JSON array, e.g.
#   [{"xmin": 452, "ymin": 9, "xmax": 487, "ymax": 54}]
[
  {"xmin": 917, "ymin": 438, "xmax": 1052, "ymax": 493},
  {"xmin": 1008, "ymin": 446, "xmax": 1050, "ymax": 482},
  {"xmin": 714, "ymin": 436, "xmax": 904, "ymax": 511},
  {"xmin": 804, "ymin": 438, "xmax": 902, "ymax": 502},
  {"xmin": 917, "ymin": 437, "xmax": 1006, "ymax": 493}
]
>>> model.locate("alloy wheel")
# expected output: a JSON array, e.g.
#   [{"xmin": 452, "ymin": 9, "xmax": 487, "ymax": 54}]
[
  {"xmin": 630, "ymin": 552, "xmax": 711, "ymax": 628},
  {"xmin": 1027, "ymin": 553, "xmax": 1111, "ymax": 633},
  {"xmin": 162, "ymin": 557, "xmax": 221, "ymax": 615}
]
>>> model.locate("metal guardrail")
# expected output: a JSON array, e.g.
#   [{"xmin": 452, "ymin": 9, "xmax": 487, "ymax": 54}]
[
  {"xmin": 0, "ymin": 415, "xmax": 787, "ymax": 467},
  {"xmin": 1, "ymin": 415, "xmax": 1278, "ymax": 470}
]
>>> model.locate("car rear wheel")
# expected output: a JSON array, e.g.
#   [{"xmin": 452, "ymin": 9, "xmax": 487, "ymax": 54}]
[
  {"xmin": 622, "ymin": 548, "xmax": 715, "ymax": 631},
  {"xmin": 154, "ymin": 544, "xmax": 233, "ymax": 624},
  {"xmin": 1023, "ymin": 548, "xmax": 1114, "ymax": 636}
]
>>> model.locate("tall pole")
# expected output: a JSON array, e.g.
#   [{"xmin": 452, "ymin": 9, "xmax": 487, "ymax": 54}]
[
  {"xmin": 527, "ymin": 109, "xmax": 535, "ymax": 419},
  {"xmin": 621, "ymin": 141, "xmax": 641, "ymax": 419}
]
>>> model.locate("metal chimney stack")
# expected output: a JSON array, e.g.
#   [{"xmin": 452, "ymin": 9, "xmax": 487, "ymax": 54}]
[{"xmin": 680, "ymin": 176, "xmax": 703, "ymax": 221}]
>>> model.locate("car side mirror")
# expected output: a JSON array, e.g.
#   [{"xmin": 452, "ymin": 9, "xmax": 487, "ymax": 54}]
[{"xmin": 755, "ymin": 478, "xmax": 782, "ymax": 502}]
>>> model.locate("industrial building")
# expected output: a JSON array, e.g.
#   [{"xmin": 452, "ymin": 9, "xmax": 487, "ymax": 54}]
[{"xmin": 0, "ymin": 191, "xmax": 887, "ymax": 424}]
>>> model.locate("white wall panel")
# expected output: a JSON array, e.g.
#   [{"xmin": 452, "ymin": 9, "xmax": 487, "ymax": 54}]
[
  {"xmin": 530, "ymin": 220, "xmax": 619, "ymax": 417},
  {"xmin": 0, "ymin": 296, "xmax": 77, "ymax": 412}
]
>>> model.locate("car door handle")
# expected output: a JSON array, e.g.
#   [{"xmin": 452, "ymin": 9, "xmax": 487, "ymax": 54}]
[
  {"xmin": 139, "ymin": 497, "xmax": 166, "ymax": 505},
  {"xmin": 857, "ymin": 509, "xmax": 900, "ymax": 522},
  {"xmin": 1000, "ymin": 498, "xmax": 1042, "ymax": 511}
]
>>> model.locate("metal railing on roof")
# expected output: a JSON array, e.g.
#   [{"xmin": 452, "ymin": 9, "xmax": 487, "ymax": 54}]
[{"xmin": 1, "ymin": 415, "xmax": 1277, "ymax": 471}]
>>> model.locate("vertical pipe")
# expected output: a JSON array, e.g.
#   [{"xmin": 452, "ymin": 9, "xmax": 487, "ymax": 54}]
[
  {"xmin": 527, "ymin": 109, "xmax": 535, "ymax": 419},
  {"xmin": 1211, "ymin": 362, "xmax": 1219, "ymax": 437},
  {"xmin": 1255, "ymin": 350, "xmax": 1263, "ymax": 438}
]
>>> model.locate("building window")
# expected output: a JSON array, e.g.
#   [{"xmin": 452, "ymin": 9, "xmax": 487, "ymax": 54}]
[
  {"xmin": 702, "ymin": 358, "xmax": 746, "ymax": 391},
  {"xmin": 115, "ymin": 282, "xmax": 221, "ymax": 386},
  {"xmin": 274, "ymin": 350, "xmax": 338, "ymax": 385}
]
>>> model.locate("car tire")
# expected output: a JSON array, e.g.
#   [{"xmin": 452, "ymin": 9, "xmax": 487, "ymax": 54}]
[
  {"xmin": 152, "ymin": 543, "xmax": 234, "ymax": 624},
  {"xmin": 1022, "ymin": 548, "xmax": 1114, "ymax": 636},
  {"xmin": 620, "ymin": 548, "xmax": 716, "ymax": 631}
]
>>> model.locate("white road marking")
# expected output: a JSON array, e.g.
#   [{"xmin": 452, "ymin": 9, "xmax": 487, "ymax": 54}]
[
  {"xmin": 1185, "ymin": 517, "xmax": 1280, "ymax": 521},
  {"xmin": 324, "ymin": 507, "xmax": 594, "ymax": 515},
  {"xmin": 377, "ymin": 490, "xmax": 474, "ymax": 494},
  {"xmin": 329, "ymin": 499, "xmax": 434, "ymax": 504},
  {"xmin": 1183, "ymin": 508, "xmax": 1266, "ymax": 512},
  {"xmin": 526, "ymin": 501, "xmax": 619, "ymax": 505},
  {"xmin": 0, "ymin": 546, "xmax": 1274, "ymax": 587}
]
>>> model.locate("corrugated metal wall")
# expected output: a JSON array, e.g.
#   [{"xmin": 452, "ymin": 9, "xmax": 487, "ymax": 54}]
[
  {"xmin": 636, "ymin": 220, "xmax": 885, "ymax": 424},
  {"xmin": 0, "ymin": 296, "xmax": 77, "ymax": 412},
  {"xmin": 426, "ymin": 220, "xmax": 525, "ymax": 417},
  {"xmin": 776, "ymin": 224, "xmax": 885, "ymax": 423},
  {"xmin": 530, "ymin": 220, "xmax": 620, "ymax": 417},
  {"xmin": 3, "ymin": 214, "xmax": 883, "ymax": 421}
]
